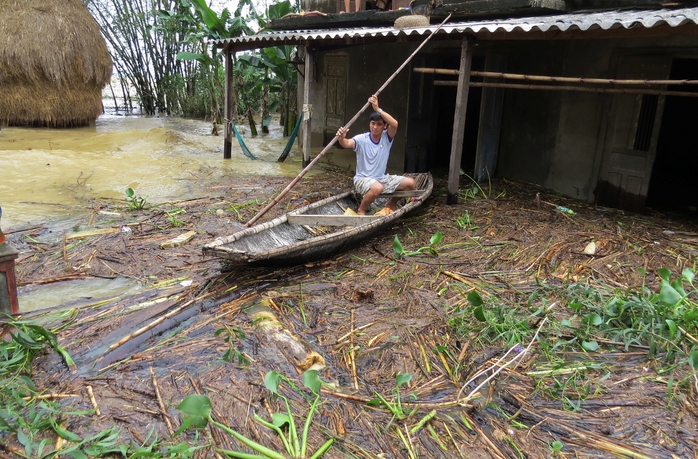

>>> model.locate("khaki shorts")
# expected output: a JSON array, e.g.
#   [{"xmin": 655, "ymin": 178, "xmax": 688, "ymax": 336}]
[{"xmin": 354, "ymin": 175, "xmax": 405, "ymax": 196}]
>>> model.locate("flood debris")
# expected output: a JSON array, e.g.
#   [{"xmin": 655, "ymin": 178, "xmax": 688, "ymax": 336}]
[
  {"xmin": 2, "ymin": 167, "xmax": 698, "ymax": 458},
  {"xmin": 159, "ymin": 230, "xmax": 197, "ymax": 248}
]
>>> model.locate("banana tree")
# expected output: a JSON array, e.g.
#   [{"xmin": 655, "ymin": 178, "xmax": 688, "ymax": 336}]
[
  {"xmin": 173, "ymin": 0, "xmax": 254, "ymax": 123},
  {"xmin": 238, "ymin": 43, "xmax": 298, "ymax": 136},
  {"xmin": 242, "ymin": 0, "xmax": 299, "ymax": 136}
]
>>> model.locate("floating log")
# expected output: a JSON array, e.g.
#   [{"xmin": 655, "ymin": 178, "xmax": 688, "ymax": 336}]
[{"xmin": 247, "ymin": 298, "xmax": 325, "ymax": 373}]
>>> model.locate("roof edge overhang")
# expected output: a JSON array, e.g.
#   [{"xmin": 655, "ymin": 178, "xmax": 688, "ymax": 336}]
[{"xmin": 213, "ymin": 7, "xmax": 698, "ymax": 52}]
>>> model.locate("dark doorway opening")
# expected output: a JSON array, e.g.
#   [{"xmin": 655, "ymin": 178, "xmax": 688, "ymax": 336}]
[
  {"xmin": 404, "ymin": 53, "xmax": 484, "ymax": 175},
  {"xmin": 646, "ymin": 58, "xmax": 698, "ymax": 212}
]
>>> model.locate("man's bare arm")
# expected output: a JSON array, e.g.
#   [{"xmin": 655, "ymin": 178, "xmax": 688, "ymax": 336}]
[
  {"xmin": 370, "ymin": 95, "xmax": 398, "ymax": 139},
  {"xmin": 336, "ymin": 127, "xmax": 355, "ymax": 149}
]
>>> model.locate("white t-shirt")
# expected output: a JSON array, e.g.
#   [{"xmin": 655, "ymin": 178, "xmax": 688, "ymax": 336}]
[{"xmin": 353, "ymin": 130, "xmax": 394, "ymax": 181}]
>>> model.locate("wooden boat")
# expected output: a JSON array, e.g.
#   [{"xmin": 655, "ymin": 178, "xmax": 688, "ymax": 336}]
[{"xmin": 203, "ymin": 173, "xmax": 433, "ymax": 266}]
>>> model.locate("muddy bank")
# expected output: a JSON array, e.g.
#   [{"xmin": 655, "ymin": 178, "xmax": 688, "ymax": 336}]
[{"xmin": 3, "ymin": 163, "xmax": 698, "ymax": 458}]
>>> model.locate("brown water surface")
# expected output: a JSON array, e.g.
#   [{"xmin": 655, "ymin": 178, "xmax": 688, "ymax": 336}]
[
  {"xmin": 0, "ymin": 115, "xmax": 310, "ymax": 229},
  {"xmin": 2, "ymin": 114, "xmax": 340, "ymax": 312}
]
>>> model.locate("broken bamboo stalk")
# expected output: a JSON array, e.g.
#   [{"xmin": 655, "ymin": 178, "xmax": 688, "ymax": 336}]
[
  {"xmin": 150, "ymin": 367, "xmax": 175, "ymax": 437},
  {"xmin": 244, "ymin": 13, "xmax": 453, "ymax": 227},
  {"xmin": 350, "ymin": 309, "xmax": 359, "ymax": 390},
  {"xmin": 99, "ymin": 287, "xmax": 218, "ymax": 356},
  {"xmin": 86, "ymin": 385, "xmax": 100, "ymax": 415}
]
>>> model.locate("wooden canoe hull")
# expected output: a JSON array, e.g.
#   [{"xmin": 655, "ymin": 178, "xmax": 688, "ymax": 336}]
[{"xmin": 203, "ymin": 173, "xmax": 433, "ymax": 266}]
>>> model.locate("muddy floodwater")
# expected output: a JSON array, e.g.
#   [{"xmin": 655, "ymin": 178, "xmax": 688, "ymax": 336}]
[
  {"xmin": 0, "ymin": 116, "xmax": 315, "ymax": 229},
  {"xmin": 1, "ymin": 115, "xmax": 347, "ymax": 311}
]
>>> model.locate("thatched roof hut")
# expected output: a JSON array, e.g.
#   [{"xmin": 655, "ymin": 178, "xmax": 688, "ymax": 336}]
[{"xmin": 0, "ymin": 0, "xmax": 113, "ymax": 127}]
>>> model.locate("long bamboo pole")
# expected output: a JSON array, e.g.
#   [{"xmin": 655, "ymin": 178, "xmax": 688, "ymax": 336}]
[
  {"xmin": 472, "ymin": 70, "xmax": 698, "ymax": 86},
  {"xmin": 245, "ymin": 14, "xmax": 453, "ymax": 227},
  {"xmin": 413, "ymin": 67, "xmax": 698, "ymax": 86},
  {"xmin": 434, "ymin": 80, "xmax": 698, "ymax": 97}
]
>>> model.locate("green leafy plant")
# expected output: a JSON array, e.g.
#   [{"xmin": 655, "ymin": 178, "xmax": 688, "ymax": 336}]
[
  {"xmin": 177, "ymin": 370, "xmax": 334, "ymax": 459},
  {"xmin": 214, "ymin": 325, "xmax": 249, "ymax": 366},
  {"xmin": 165, "ymin": 208, "xmax": 186, "ymax": 227},
  {"xmin": 549, "ymin": 440, "xmax": 564, "ymax": 456},
  {"xmin": 125, "ymin": 187, "xmax": 147, "ymax": 210},
  {"xmin": 456, "ymin": 210, "xmax": 478, "ymax": 230},
  {"xmin": 367, "ymin": 372, "xmax": 416, "ymax": 421},
  {"xmin": 563, "ymin": 268, "xmax": 698, "ymax": 361},
  {"xmin": 457, "ymin": 171, "xmax": 488, "ymax": 200},
  {"xmin": 393, "ymin": 232, "xmax": 444, "ymax": 258},
  {"xmin": 0, "ymin": 319, "xmax": 128, "ymax": 458}
]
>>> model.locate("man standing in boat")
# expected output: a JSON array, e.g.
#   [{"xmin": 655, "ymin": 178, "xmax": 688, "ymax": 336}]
[{"xmin": 336, "ymin": 94, "xmax": 416, "ymax": 216}]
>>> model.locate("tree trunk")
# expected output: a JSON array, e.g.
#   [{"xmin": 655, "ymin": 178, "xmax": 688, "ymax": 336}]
[
  {"xmin": 238, "ymin": 74, "xmax": 258, "ymax": 136},
  {"xmin": 261, "ymin": 69, "xmax": 269, "ymax": 134}
]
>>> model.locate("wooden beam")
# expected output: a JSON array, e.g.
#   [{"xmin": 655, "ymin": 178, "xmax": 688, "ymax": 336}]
[
  {"xmin": 447, "ymin": 37, "xmax": 473, "ymax": 205},
  {"xmin": 414, "ymin": 67, "xmax": 460, "ymax": 76},
  {"xmin": 381, "ymin": 190, "xmax": 425, "ymax": 198},
  {"xmin": 302, "ymin": 47, "xmax": 314, "ymax": 167},
  {"xmin": 434, "ymin": 80, "xmax": 698, "ymax": 97},
  {"xmin": 417, "ymin": 67, "xmax": 698, "ymax": 86},
  {"xmin": 472, "ymin": 70, "xmax": 698, "ymax": 86},
  {"xmin": 287, "ymin": 214, "xmax": 380, "ymax": 226},
  {"xmin": 224, "ymin": 48, "xmax": 233, "ymax": 159}
]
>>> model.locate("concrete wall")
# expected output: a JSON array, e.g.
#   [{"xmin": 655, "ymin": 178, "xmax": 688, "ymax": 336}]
[
  {"xmin": 300, "ymin": 32, "xmax": 698, "ymax": 203},
  {"xmin": 497, "ymin": 34, "xmax": 698, "ymax": 203},
  {"xmin": 301, "ymin": 41, "xmax": 452, "ymax": 175}
]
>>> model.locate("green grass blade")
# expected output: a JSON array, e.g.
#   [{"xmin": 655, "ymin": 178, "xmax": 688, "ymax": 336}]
[
  {"xmin": 309, "ymin": 438, "xmax": 335, "ymax": 459},
  {"xmin": 211, "ymin": 420, "xmax": 285, "ymax": 459},
  {"xmin": 300, "ymin": 395, "xmax": 319, "ymax": 458},
  {"xmin": 253, "ymin": 414, "xmax": 292, "ymax": 455},
  {"xmin": 218, "ymin": 449, "xmax": 269, "ymax": 459}
]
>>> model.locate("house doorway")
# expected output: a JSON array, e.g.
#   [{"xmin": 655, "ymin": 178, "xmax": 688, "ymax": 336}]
[
  {"xmin": 323, "ymin": 54, "xmax": 348, "ymax": 145},
  {"xmin": 646, "ymin": 58, "xmax": 698, "ymax": 212},
  {"xmin": 595, "ymin": 54, "xmax": 671, "ymax": 212},
  {"xmin": 404, "ymin": 52, "xmax": 484, "ymax": 175}
]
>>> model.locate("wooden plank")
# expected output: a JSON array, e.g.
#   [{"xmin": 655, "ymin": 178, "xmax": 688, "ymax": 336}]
[
  {"xmin": 65, "ymin": 227, "xmax": 120, "ymax": 240},
  {"xmin": 159, "ymin": 231, "xmax": 197, "ymax": 249},
  {"xmin": 288, "ymin": 214, "xmax": 380, "ymax": 226},
  {"xmin": 380, "ymin": 190, "xmax": 424, "ymax": 198},
  {"xmin": 448, "ymin": 37, "xmax": 473, "ymax": 204}
]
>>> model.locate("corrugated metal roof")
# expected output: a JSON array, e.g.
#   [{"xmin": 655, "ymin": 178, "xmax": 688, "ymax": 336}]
[{"xmin": 214, "ymin": 7, "xmax": 698, "ymax": 48}]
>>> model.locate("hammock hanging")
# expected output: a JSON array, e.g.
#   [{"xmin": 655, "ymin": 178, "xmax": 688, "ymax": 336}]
[
  {"xmin": 231, "ymin": 123, "xmax": 258, "ymax": 160},
  {"xmin": 277, "ymin": 112, "xmax": 304, "ymax": 163},
  {"xmin": 231, "ymin": 112, "xmax": 304, "ymax": 162}
]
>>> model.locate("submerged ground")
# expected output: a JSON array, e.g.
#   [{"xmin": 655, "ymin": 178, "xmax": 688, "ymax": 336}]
[{"xmin": 3, "ymin": 162, "xmax": 698, "ymax": 458}]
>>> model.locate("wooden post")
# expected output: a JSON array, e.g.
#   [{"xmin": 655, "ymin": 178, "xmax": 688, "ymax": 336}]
[
  {"xmin": 0, "ymin": 244, "xmax": 19, "ymax": 315},
  {"xmin": 224, "ymin": 46, "xmax": 233, "ymax": 159},
  {"xmin": 302, "ymin": 46, "xmax": 314, "ymax": 167},
  {"xmin": 447, "ymin": 37, "xmax": 473, "ymax": 205}
]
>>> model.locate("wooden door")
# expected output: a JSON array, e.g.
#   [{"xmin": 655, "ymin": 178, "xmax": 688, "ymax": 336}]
[
  {"xmin": 595, "ymin": 55, "xmax": 671, "ymax": 211},
  {"xmin": 324, "ymin": 55, "xmax": 348, "ymax": 145},
  {"xmin": 474, "ymin": 53, "xmax": 507, "ymax": 182}
]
